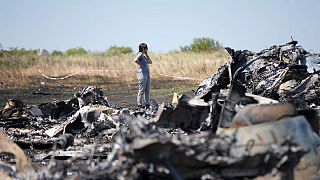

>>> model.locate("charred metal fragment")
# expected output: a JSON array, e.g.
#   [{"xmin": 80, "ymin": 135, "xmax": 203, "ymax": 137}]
[
  {"xmin": 75, "ymin": 86, "xmax": 109, "ymax": 108},
  {"xmin": 231, "ymin": 102, "xmax": 297, "ymax": 128},
  {"xmin": 57, "ymin": 133, "xmax": 74, "ymax": 150},
  {"xmin": 195, "ymin": 64, "xmax": 230, "ymax": 101},
  {"xmin": 219, "ymin": 80, "xmax": 246, "ymax": 128},
  {"xmin": 152, "ymin": 93, "xmax": 209, "ymax": 131},
  {"xmin": 38, "ymin": 98, "xmax": 79, "ymax": 119}
]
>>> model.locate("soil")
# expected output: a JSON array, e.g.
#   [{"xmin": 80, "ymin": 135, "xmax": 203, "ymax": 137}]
[{"xmin": 0, "ymin": 79, "xmax": 199, "ymax": 108}]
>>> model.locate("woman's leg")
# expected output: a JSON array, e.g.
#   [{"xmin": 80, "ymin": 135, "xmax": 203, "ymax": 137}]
[
  {"xmin": 137, "ymin": 72, "xmax": 147, "ymax": 106},
  {"xmin": 144, "ymin": 74, "xmax": 151, "ymax": 108}
]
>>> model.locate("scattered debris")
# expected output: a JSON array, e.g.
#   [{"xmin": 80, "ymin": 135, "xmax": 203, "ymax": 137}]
[
  {"xmin": 56, "ymin": 133, "xmax": 74, "ymax": 150},
  {"xmin": 74, "ymin": 86, "xmax": 109, "ymax": 108},
  {"xmin": 0, "ymin": 41, "xmax": 320, "ymax": 179},
  {"xmin": 0, "ymin": 131, "xmax": 35, "ymax": 179}
]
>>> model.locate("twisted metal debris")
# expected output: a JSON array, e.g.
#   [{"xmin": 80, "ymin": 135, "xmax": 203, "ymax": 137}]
[{"xmin": 0, "ymin": 41, "xmax": 320, "ymax": 179}]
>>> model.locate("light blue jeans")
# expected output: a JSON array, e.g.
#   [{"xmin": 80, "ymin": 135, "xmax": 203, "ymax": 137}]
[{"xmin": 137, "ymin": 71, "xmax": 150, "ymax": 106}]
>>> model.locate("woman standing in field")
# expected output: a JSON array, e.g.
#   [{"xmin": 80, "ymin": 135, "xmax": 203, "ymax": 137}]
[{"xmin": 134, "ymin": 43, "xmax": 152, "ymax": 109}]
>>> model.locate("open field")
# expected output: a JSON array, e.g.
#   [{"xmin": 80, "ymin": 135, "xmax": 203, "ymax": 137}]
[
  {"xmin": 0, "ymin": 51, "xmax": 229, "ymax": 87},
  {"xmin": 0, "ymin": 51, "xmax": 229, "ymax": 107}
]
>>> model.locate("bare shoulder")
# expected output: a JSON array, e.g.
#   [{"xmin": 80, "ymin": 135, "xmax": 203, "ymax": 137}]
[
  {"xmin": 136, "ymin": 52, "xmax": 142, "ymax": 57},
  {"xmin": 134, "ymin": 52, "xmax": 142, "ymax": 61}
]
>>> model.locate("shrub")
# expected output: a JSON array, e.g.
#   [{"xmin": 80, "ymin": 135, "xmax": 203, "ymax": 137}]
[
  {"xmin": 105, "ymin": 46, "xmax": 133, "ymax": 56},
  {"xmin": 0, "ymin": 48, "xmax": 37, "ymax": 68},
  {"xmin": 65, "ymin": 47, "xmax": 88, "ymax": 56},
  {"xmin": 180, "ymin": 45, "xmax": 192, "ymax": 52},
  {"xmin": 51, "ymin": 50, "xmax": 63, "ymax": 56},
  {"xmin": 181, "ymin": 37, "xmax": 223, "ymax": 53}
]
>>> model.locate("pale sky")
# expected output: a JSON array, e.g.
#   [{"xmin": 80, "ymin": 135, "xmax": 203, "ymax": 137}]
[{"xmin": 0, "ymin": 0, "xmax": 319, "ymax": 53}]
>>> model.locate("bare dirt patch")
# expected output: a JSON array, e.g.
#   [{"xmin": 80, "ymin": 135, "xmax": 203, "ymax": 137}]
[{"xmin": 0, "ymin": 79, "xmax": 198, "ymax": 108}]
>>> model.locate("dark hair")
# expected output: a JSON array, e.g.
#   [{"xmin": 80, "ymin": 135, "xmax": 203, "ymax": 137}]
[{"xmin": 138, "ymin": 43, "xmax": 148, "ymax": 52}]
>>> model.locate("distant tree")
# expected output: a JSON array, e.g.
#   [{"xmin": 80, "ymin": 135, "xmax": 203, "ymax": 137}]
[
  {"xmin": 181, "ymin": 37, "xmax": 223, "ymax": 53},
  {"xmin": 0, "ymin": 47, "xmax": 37, "ymax": 68},
  {"xmin": 65, "ymin": 47, "xmax": 88, "ymax": 56},
  {"xmin": 180, "ymin": 45, "xmax": 192, "ymax": 52},
  {"xmin": 7, "ymin": 47, "xmax": 37, "ymax": 56},
  {"xmin": 0, "ymin": 44, "xmax": 5, "ymax": 57},
  {"xmin": 105, "ymin": 46, "xmax": 133, "ymax": 56},
  {"xmin": 51, "ymin": 50, "xmax": 63, "ymax": 56}
]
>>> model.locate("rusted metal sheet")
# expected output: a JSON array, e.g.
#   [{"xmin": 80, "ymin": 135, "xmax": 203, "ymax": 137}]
[{"xmin": 219, "ymin": 116, "xmax": 320, "ymax": 179}]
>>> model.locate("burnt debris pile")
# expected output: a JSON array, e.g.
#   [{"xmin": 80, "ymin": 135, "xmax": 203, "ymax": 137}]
[
  {"xmin": 196, "ymin": 40, "xmax": 320, "ymax": 105},
  {"xmin": 0, "ymin": 41, "xmax": 320, "ymax": 179}
]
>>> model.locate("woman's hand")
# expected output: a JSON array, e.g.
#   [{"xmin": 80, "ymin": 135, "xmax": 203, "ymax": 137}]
[{"xmin": 145, "ymin": 53, "xmax": 152, "ymax": 64}]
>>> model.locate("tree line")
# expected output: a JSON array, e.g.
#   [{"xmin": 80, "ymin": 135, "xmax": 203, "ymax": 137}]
[{"xmin": 0, "ymin": 37, "xmax": 223, "ymax": 57}]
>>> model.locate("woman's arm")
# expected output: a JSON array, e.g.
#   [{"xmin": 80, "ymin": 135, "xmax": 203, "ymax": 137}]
[
  {"xmin": 134, "ymin": 52, "xmax": 142, "ymax": 66},
  {"xmin": 145, "ymin": 53, "xmax": 152, "ymax": 64}
]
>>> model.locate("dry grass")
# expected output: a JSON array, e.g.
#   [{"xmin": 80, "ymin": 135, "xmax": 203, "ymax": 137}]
[{"xmin": 0, "ymin": 50, "xmax": 230, "ymax": 88}]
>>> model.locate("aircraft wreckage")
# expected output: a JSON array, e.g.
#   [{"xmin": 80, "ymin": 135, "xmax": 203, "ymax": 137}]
[{"xmin": 0, "ymin": 41, "xmax": 319, "ymax": 179}]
